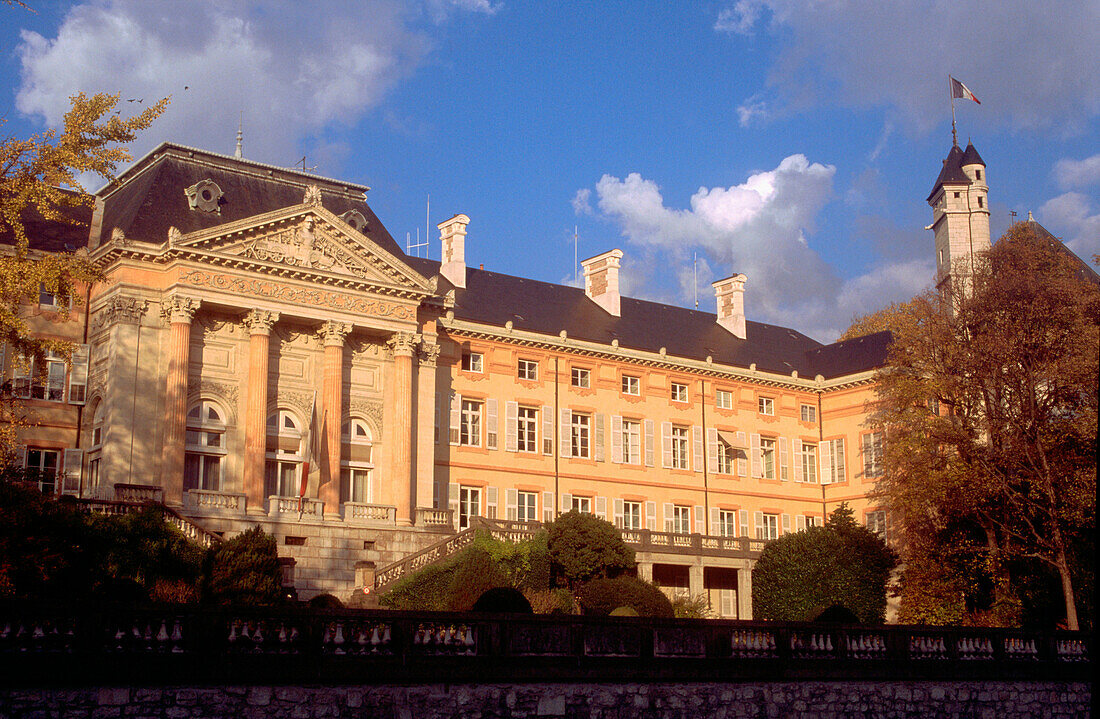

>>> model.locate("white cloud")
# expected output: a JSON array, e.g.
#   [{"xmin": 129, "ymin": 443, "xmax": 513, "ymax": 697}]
[
  {"xmin": 736, "ymin": 95, "xmax": 767, "ymax": 127},
  {"xmin": 1039, "ymin": 192, "xmax": 1100, "ymax": 261},
  {"xmin": 717, "ymin": 1, "xmax": 1100, "ymax": 134},
  {"xmin": 1054, "ymin": 154, "xmax": 1100, "ymax": 189},
  {"xmin": 14, "ymin": 0, "xmax": 493, "ymax": 179},
  {"xmin": 571, "ymin": 188, "xmax": 593, "ymax": 215},
  {"xmin": 427, "ymin": 0, "xmax": 501, "ymax": 22}
]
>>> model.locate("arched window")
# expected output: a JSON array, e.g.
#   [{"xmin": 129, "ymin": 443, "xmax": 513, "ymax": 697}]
[
  {"xmin": 87, "ymin": 401, "xmax": 105, "ymax": 495},
  {"xmin": 185, "ymin": 400, "xmax": 226, "ymax": 492},
  {"xmin": 265, "ymin": 409, "xmax": 302, "ymax": 497},
  {"xmin": 341, "ymin": 418, "xmax": 374, "ymax": 504}
]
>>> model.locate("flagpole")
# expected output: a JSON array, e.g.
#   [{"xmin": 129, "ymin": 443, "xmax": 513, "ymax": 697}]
[{"xmin": 949, "ymin": 74, "xmax": 956, "ymax": 146}]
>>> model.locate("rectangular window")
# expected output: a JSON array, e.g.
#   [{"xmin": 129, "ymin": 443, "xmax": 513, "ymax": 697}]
[
  {"xmin": 671, "ymin": 425, "xmax": 689, "ymax": 470},
  {"xmin": 806, "ymin": 515, "xmax": 822, "ymax": 528},
  {"xmin": 460, "ymin": 399, "xmax": 482, "ymax": 446},
  {"xmin": 866, "ymin": 511, "xmax": 888, "ymax": 541},
  {"xmin": 459, "ymin": 486, "xmax": 481, "ymax": 530},
  {"xmin": 800, "ymin": 404, "xmax": 816, "ymax": 422},
  {"xmin": 801, "ymin": 442, "xmax": 818, "ymax": 484},
  {"xmin": 716, "ymin": 389, "xmax": 733, "ymax": 410},
  {"xmin": 718, "ymin": 509, "xmax": 737, "ymax": 537},
  {"xmin": 671, "ymin": 382, "xmax": 688, "ymax": 403},
  {"xmin": 623, "ymin": 500, "xmax": 642, "ymax": 530},
  {"xmin": 571, "ymin": 367, "xmax": 590, "ymax": 388},
  {"xmin": 864, "ymin": 431, "xmax": 884, "ymax": 477},
  {"xmin": 622, "ymin": 419, "xmax": 641, "ymax": 464},
  {"xmin": 25, "ymin": 448, "xmax": 60, "ymax": 494},
  {"xmin": 758, "ymin": 513, "xmax": 779, "ymax": 541},
  {"xmin": 621, "ymin": 375, "xmax": 640, "ymax": 396},
  {"xmin": 670, "ymin": 505, "xmax": 691, "ymax": 534},
  {"xmin": 758, "ymin": 396, "xmax": 774, "ymax": 416},
  {"xmin": 38, "ymin": 284, "xmax": 69, "ymax": 309},
  {"xmin": 570, "ymin": 413, "xmax": 591, "ymax": 459},
  {"xmin": 517, "ymin": 358, "xmax": 538, "ymax": 380},
  {"xmin": 461, "ymin": 351, "xmax": 483, "ymax": 373},
  {"xmin": 571, "ymin": 496, "xmax": 591, "ymax": 514},
  {"xmin": 517, "ymin": 490, "xmax": 537, "ymax": 522},
  {"xmin": 760, "ymin": 437, "xmax": 776, "ymax": 479},
  {"xmin": 516, "ymin": 406, "xmax": 538, "ymax": 452},
  {"xmin": 716, "ymin": 438, "xmax": 734, "ymax": 475},
  {"xmin": 826, "ymin": 437, "xmax": 846, "ymax": 483}
]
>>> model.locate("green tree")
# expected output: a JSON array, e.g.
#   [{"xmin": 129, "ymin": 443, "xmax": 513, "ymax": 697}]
[
  {"xmin": 91, "ymin": 505, "xmax": 204, "ymax": 603},
  {"xmin": 0, "ymin": 90, "xmax": 166, "ymax": 457},
  {"xmin": 752, "ymin": 504, "xmax": 897, "ymax": 624},
  {"xmin": 577, "ymin": 576, "xmax": 674, "ymax": 618},
  {"xmin": 546, "ymin": 510, "xmax": 635, "ymax": 591},
  {"xmin": 872, "ymin": 224, "xmax": 1098, "ymax": 630},
  {"xmin": 202, "ymin": 526, "xmax": 283, "ymax": 607}
]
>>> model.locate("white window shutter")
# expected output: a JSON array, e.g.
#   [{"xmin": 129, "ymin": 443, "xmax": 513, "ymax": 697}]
[
  {"xmin": 561, "ymin": 493, "xmax": 573, "ymax": 512},
  {"xmin": 560, "ymin": 409, "xmax": 572, "ymax": 458},
  {"xmin": 692, "ymin": 426, "xmax": 703, "ymax": 473},
  {"xmin": 779, "ymin": 436, "xmax": 789, "ymax": 481},
  {"xmin": 661, "ymin": 422, "xmax": 673, "ymax": 468},
  {"xmin": 796, "ymin": 515, "xmax": 807, "ymax": 532},
  {"xmin": 542, "ymin": 406, "xmax": 554, "ymax": 455},
  {"xmin": 736, "ymin": 431, "xmax": 748, "ymax": 476},
  {"xmin": 750, "ymin": 433, "xmax": 762, "ymax": 477},
  {"xmin": 739, "ymin": 509, "xmax": 749, "ymax": 537},
  {"xmin": 67, "ymin": 344, "xmax": 89, "ymax": 405},
  {"xmin": 694, "ymin": 505, "xmax": 704, "ymax": 534},
  {"xmin": 486, "ymin": 399, "xmax": 499, "ymax": 450},
  {"xmin": 61, "ymin": 448, "xmax": 82, "ymax": 494},
  {"xmin": 506, "ymin": 488, "xmax": 518, "ymax": 520},
  {"xmin": 781, "ymin": 513, "xmax": 792, "ymax": 535},
  {"xmin": 663, "ymin": 503, "xmax": 674, "ymax": 532},
  {"xmin": 449, "ymin": 393, "xmax": 461, "ymax": 445},
  {"xmin": 594, "ymin": 413, "xmax": 605, "ymax": 462},
  {"xmin": 543, "ymin": 491, "xmax": 554, "ymax": 522},
  {"xmin": 861, "ymin": 433, "xmax": 870, "ymax": 477},
  {"xmin": 611, "ymin": 415, "xmax": 623, "ymax": 464},
  {"xmin": 710, "ymin": 507, "xmax": 720, "ymax": 536},
  {"xmin": 792, "ymin": 439, "xmax": 803, "ymax": 482},
  {"xmin": 449, "ymin": 482, "xmax": 460, "ymax": 517},
  {"xmin": 820, "ymin": 440, "xmax": 832, "ymax": 484},
  {"xmin": 834, "ymin": 438, "xmax": 846, "ymax": 482},
  {"xmin": 754, "ymin": 511, "xmax": 764, "ymax": 539},
  {"xmin": 613, "ymin": 498, "xmax": 624, "ymax": 528},
  {"xmin": 644, "ymin": 420, "xmax": 655, "ymax": 467},
  {"xmin": 487, "ymin": 486, "xmax": 498, "ymax": 518},
  {"xmin": 505, "ymin": 401, "xmax": 518, "ymax": 452},
  {"xmin": 707, "ymin": 428, "xmax": 719, "ymax": 472},
  {"xmin": 645, "ymin": 501, "xmax": 657, "ymax": 530},
  {"xmin": 595, "ymin": 496, "xmax": 607, "ymax": 520}
]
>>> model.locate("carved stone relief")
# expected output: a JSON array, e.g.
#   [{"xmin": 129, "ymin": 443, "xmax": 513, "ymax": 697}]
[
  {"xmin": 347, "ymin": 399, "xmax": 383, "ymax": 436},
  {"xmin": 92, "ymin": 296, "xmax": 149, "ymax": 330},
  {"xmin": 278, "ymin": 391, "xmax": 313, "ymax": 418},
  {"xmin": 188, "ymin": 379, "xmax": 240, "ymax": 409}
]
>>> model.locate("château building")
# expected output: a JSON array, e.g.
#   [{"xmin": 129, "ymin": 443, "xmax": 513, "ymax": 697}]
[{"xmin": 2, "ymin": 139, "xmax": 1007, "ymax": 614}]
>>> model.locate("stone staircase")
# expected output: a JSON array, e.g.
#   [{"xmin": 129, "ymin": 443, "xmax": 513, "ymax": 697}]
[{"xmin": 79, "ymin": 496, "xmax": 223, "ymax": 549}]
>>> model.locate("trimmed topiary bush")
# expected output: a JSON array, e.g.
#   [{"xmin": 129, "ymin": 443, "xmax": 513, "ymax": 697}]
[
  {"xmin": 751, "ymin": 504, "xmax": 897, "ymax": 624},
  {"xmin": 578, "ymin": 576, "xmax": 674, "ymax": 618},
  {"xmin": 202, "ymin": 526, "xmax": 283, "ymax": 607},
  {"xmin": 547, "ymin": 511, "xmax": 635, "ymax": 590},
  {"xmin": 472, "ymin": 587, "xmax": 533, "ymax": 613}
]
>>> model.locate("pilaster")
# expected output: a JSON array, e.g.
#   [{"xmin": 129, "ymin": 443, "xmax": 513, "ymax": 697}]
[
  {"xmin": 386, "ymin": 331, "xmax": 420, "ymax": 526},
  {"xmin": 158, "ymin": 295, "xmax": 201, "ymax": 507},
  {"xmin": 243, "ymin": 309, "xmax": 279, "ymax": 515},
  {"xmin": 318, "ymin": 321, "xmax": 351, "ymax": 520}
]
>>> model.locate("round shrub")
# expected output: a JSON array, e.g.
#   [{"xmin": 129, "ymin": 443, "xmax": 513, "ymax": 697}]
[
  {"xmin": 308, "ymin": 592, "xmax": 344, "ymax": 610},
  {"xmin": 202, "ymin": 526, "xmax": 283, "ymax": 607},
  {"xmin": 547, "ymin": 511, "xmax": 635, "ymax": 590},
  {"xmin": 472, "ymin": 587, "xmax": 533, "ymax": 613},
  {"xmin": 578, "ymin": 576, "xmax": 674, "ymax": 618}
]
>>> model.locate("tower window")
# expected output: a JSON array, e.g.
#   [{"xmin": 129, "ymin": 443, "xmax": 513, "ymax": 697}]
[
  {"xmin": 953, "ymin": 192, "xmax": 960, "ymax": 198},
  {"xmin": 977, "ymin": 196, "xmax": 984, "ymax": 208},
  {"xmin": 975, "ymin": 170, "xmax": 982, "ymax": 181}
]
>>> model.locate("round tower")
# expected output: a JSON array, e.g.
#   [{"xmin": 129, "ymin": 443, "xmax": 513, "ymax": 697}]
[{"xmin": 927, "ymin": 141, "xmax": 990, "ymax": 296}]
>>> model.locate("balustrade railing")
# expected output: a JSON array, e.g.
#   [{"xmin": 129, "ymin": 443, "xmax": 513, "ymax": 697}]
[
  {"xmin": 268, "ymin": 496, "xmax": 324, "ymax": 518},
  {"xmin": 113, "ymin": 483, "xmax": 164, "ymax": 503},
  {"xmin": 184, "ymin": 489, "xmax": 247, "ymax": 514},
  {"xmin": 415, "ymin": 507, "xmax": 455, "ymax": 527},
  {"xmin": 0, "ymin": 603, "xmax": 1089, "ymax": 687},
  {"xmin": 344, "ymin": 503, "xmax": 396, "ymax": 524}
]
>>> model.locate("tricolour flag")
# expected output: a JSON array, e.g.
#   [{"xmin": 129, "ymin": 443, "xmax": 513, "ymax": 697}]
[
  {"xmin": 298, "ymin": 392, "xmax": 328, "ymax": 517},
  {"xmin": 950, "ymin": 76, "xmax": 980, "ymax": 104}
]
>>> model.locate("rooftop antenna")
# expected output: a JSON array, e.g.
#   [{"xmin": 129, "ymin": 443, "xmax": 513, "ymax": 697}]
[
  {"xmin": 406, "ymin": 227, "xmax": 428, "ymax": 258},
  {"xmin": 693, "ymin": 252, "xmax": 699, "ymax": 309},
  {"xmin": 574, "ymin": 225, "xmax": 578, "ymax": 287},
  {"xmin": 426, "ymin": 195, "xmax": 430, "ymax": 260},
  {"xmin": 234, "ymin": 112, "xmax": 243, "ymax": 159},
  {"xmin": 294, "ymin": 156, "xmax": 318, "ymax": 173}
]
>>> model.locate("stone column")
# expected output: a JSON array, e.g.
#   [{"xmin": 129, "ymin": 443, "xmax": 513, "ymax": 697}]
[
  {"xmin": 737, "ymin": 564, "xmax": 753, "ymax": 620},
  {"xmin": 636, "ymin": 561, "xmax": 654, "ymax": 582},
  {"xmin": 242, "ymin": 309, "xmax": 279, "ymax": 515},
  {"xmin": 688, "ymin": 563, "xmax": 704, "ymax": 598},
  {"xmin": 318, "ymin": 321, "xmax": 351, "ymax": 521},
  {"xmin": 159, "ymin": 295, "xmax": 201, "ymax": 507},
  {"xmin": 387, "ymin": 331, "xmax": 420, "ymax": 526}
]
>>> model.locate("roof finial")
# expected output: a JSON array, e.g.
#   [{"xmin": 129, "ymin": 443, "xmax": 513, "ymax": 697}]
[
  {"xmin": 234, "ymin": 112, "xmax": 243, "ymax": 159},
  {"xmin": 1028, "ymin": 210, "xmax": 1034, "ymax": 222}
]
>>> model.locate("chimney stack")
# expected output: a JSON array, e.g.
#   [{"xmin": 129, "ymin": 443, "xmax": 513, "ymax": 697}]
[
  {"xmin": 438, "ymin": 214, "xmax": 470, "ymax": 289},
  {"xmin": 712, "ymin": 274, "xmax": 748, "ymax": 339},
  {"xmin": 582, "ymin": 249, "xmax": 624, "ymax": 317}
]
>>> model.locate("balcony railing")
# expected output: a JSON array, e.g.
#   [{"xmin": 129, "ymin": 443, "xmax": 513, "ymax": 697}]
[
  {"xmin": 0, "ymin": 603, "xmax": 1089, "ymax": 687},
  {"xmin": 344, "ymin": 502, "xmax": 396, "ymax": 525},
  {"xmin": 184, "ymin": 489, "xmax": 247, "ymax": 514},
  {"xmin": 268, "ymin": 496, "xmax": 324, "ymax": 518}
]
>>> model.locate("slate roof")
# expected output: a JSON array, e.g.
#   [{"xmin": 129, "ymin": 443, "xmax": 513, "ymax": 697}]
[
  {"xmin": 927, "ymin": 143, "xmax": 973, "ymax": 201},
  {"xmin": 0, "ymin": 189, "xmax": 93, "ymax": 251},
  {"xmin": 1020, "ymin": 219, "xmax": 1100, "ymax": 286},
  {"xmin": 405, "ymin": 257, "xmax": 889, "ymax": 380},
  {"xmin": 959, "ymin": 141, "xmax": 985, "ymax": 167},
  {"xmin": 96, "ymin": 143, "xmax": 404, "ymax": 257}
]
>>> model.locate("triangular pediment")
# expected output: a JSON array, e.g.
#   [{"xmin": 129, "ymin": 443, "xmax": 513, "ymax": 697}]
[{"xmin": 173, "ymin": 204, "xmax": 434, "ymax": 294}]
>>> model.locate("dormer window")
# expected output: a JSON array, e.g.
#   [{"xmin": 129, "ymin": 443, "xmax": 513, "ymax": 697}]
[{"xmin": 339, "ymin": 209, "xmax": 368, "ymax": 232}]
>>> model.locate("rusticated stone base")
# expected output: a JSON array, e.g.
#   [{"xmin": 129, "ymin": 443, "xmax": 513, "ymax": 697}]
[{"xmin": 0, "ymin": 681, "xmax": 1090, "ymax": 719}]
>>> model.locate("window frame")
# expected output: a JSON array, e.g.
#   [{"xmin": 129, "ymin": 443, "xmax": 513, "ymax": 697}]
[
  {"xmin": 715, "ymin": 389, "xmax": 733, "ymax": 410},
  {"xmin": 759, "ymin": 513, "xmax": 779, "ymax": 541},
  {"xmin": 25, "ymin": 447, "xmax": 60, "ymax": 494},
  {"xmin": 517, "ymin": 358, "xmax": 538, "ymax": 381},
  {"xmin": 760, "ymin": 436, "xmax": 776, "ymax": 479},
  {"xmin": 670, "ymin": 425, "xmax": 689, "ymax": 470},
  {"xmin": 800, "ymin": 404, "xmax": 817, "ymax": 423},
  {"xmin": 718, "ymin": 509, "xmax": 737, "ymax": 537},
  {"xmin": 864, "ymin": 431, "xmax": 885, "ymax": 477},
  {"xmin": 459, "ymin": 486, "xmax": 482, "ymax": 530},
  {"xmin": 758, "ymin": 396, "xmax": 774, "ymax": 416},
  {"xmin": 570, "ymin": 367, "xmax": 591, "ymax": 388},
  {"xmin": 716, "ymin": 438, "xmax": 734, "ymax": 475},
  {"xmin": 621, "ymin": 419, "xmax": 641, "ymax": 465},
  {"xmin": 671, "ymin": 505, "xmax": 691, "ymax": 534},
  {"xmin": 570, "ymin": 412, "xmax": 591, "ymax": 459},
  {"xmin": 185, "ymin": 400, "xmax": 228, "ymax": 492},
  {"xmin": 571, "ymin": 495, "xmax": 592, "ymax": 514},
  {"xmin": 622, "ymin": 500, "xmax": 642, "ymax": 530},
  {"xmin": 866, "ymin": 510, "xmax": 888, "ymax": 541},
  {"xmin": 670, "ymin": 381, "xmax": 688, "ymax": 403},
  {"xmin": 341, "ymin": 418, "xmax": 375, "ymax": 504},
  {"xmin": 801, "ymin": 441, "xmax": 818, "ymax": 484},
  {"xmin": 460, "ymin": 398, "xmax": 483, "ymax": 447},
  {"xmin": 516, "ymin": 490, "xmax": 537, "ymax": 522},
  {"xmin": 460, "ymin": 351, "xmax": 483, "ymax": 373},
  {"xmin": 516, "ymin": 405, "xmax": 538, "ymax": 453},
  {"xmin": 265, "ymin": 409, "xmax": 303, "ymax": 497},
  {"xmin": 621, "ymin": 374, "xmax": 640, "ymax": 396}
]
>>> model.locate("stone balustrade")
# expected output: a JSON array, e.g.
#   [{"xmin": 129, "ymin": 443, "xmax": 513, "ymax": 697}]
[
  {"xmin": 113, "ymin": 483, "xmax": 164, "ymax": 503},
  {"xmin": 184, "ymin": 489, "xmax": 248, "ymax": 514},
  {"xmin": 268, "ymin": 496, "xmax": 325, "ymax": 518},
  {"xmin": 343, "ymin": 503, "xmax": 396, "ymax": 525}
]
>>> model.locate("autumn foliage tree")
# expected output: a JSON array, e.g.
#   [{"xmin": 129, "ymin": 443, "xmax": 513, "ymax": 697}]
[
  {"xmin": 0, "ymin": 91, "xmax": 166, "ymax": 457},
  {"xmin": 867, "ymin": 224, "xmax": 1098, "ymax": 630}
]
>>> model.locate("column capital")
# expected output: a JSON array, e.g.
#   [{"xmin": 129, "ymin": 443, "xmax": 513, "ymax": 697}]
[
  {"xmin": 317, "ymin": 321, "xmax": 352, "ymax": 347},
  {"xmin": 243, "ymin": 309, "xmax": 280, "ymax": 335},
  {"xmin": 162, "ymin": 295, "xmax": 201, "ymax": 325},
  {"xmin": 99, "ymin": 295, "xmax": 149, "ymax": 327},
  {"xmin": 419, "ymin": 340, "xmax": 441, "ymax": 366},
  {"xmin": 386, "ymin": 331, "xmax": 421, "ymax": 357}
]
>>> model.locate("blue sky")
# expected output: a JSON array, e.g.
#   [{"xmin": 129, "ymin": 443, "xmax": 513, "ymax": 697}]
[{"xmin": 3, "ymin": 1, "xmax": 1099, "ymax": 341}]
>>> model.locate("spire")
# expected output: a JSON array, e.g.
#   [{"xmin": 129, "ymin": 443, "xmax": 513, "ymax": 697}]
[{"xmin": 234, "ymin": 112, "xmax": 243, "ymax": 159}]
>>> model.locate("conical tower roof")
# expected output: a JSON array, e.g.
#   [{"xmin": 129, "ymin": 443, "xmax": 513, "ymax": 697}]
[{"xmin": 927, "ymin": 144, "xmax": 972, "ymax": 202}]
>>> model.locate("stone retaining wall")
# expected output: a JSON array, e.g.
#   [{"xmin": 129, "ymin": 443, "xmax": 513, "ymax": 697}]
[{"xmin": 1, "ymin": 681, "xmax": 1089, "ymax": 719}]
